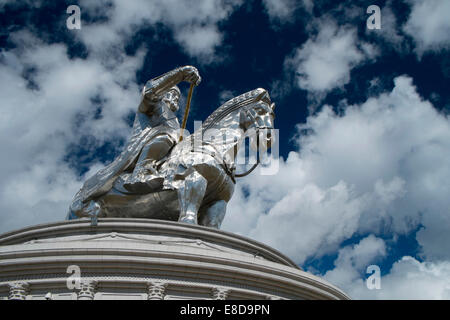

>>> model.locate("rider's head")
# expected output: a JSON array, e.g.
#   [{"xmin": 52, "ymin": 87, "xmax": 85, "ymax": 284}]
[{"xmin": 163, "ymin": 86, "xmax": 181, "ymax": 112}]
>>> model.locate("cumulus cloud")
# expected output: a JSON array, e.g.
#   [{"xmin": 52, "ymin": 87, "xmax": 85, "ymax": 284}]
[
  {"xmin": 323, "ymin": 237, "xmax": 450, "ymax": 299},
  {"xmin": 78, "ymin": 0, "xmax": 242, "ymax": 62},
  {"xmin": 218, "ymin": 90, "xmax": 236, "ymax": 104},
  {"xmin": 323, "ymin": 235, "xmax": 386, "ymax": 291},
  {"xmin": 223, "ymin": 75, "xmax": 450, "ymax": 273},
  {"xmin": 174, "ymin": 24, "xmax": 222, "ymax": 60},
  {"xmin": 262, "ymin": 0, "xmax": 313, "ymax": 22},
  {"xmin": 369, "ymin": 257, "xmax": 450, "ymax": 299},
  {"xmin": 287, "ymin": 19, "xmax": 378, "ymax": 100},
  {"xmin": 403, "ymin": 0, "xmax": 450, "ymax": 56}
]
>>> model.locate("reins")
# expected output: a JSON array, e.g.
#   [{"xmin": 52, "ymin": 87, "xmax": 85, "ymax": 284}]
[{"xmin": 234, "ymin": 130, "xmax": 260, "ymax": 178}]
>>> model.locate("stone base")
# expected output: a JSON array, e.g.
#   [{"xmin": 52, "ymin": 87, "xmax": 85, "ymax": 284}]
[{"xmin": 0, "ymin": 218, "xmax": 349, "ymax": 300}]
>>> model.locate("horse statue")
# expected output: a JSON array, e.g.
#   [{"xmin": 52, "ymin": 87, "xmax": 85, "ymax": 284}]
[{"xmin": 67, "ymin": 79, "xmax": 275, "ymax": 229}]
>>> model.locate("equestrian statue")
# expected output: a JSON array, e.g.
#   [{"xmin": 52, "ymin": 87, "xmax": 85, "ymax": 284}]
[{"xmin": 67, "ymin": 66, "xmax": 276, "ymax": 229}]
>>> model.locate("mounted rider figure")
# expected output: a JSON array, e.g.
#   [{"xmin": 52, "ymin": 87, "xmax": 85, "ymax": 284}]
[{"xmin": 67, "ymin": 66, "xmax": 201, "ymax": 220}]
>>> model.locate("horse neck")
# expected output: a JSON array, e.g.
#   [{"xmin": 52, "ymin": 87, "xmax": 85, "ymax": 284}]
[{"xmin": 199, "ymin": 109, "xmax": 247, "ymax": 166}]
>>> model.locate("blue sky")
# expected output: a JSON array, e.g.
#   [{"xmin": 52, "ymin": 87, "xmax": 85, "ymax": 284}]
[{"xmin": 1, "ymin": 0, "xmax": 450, "ymax": 299}]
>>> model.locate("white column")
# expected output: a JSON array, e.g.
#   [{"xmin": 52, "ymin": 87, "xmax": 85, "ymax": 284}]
[
  {"xmin": 212, "ymin": 287, "xmax": 230, "ymax": 300},
  {"xmin": 77, "ymin": 280, "xmax": 97, "ymax": 300},
  {"xmin": 147, "ymin": 280, "xmax": 168, "ymax": 300},
  {"xmin": 8, "ymin": 282, "xmax": 29, "ymax": 300}
]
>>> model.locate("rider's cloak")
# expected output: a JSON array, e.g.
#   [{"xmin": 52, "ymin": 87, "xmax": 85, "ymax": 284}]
[{"xmin": 69, "ymin": 99, "xmax": 180, "ymax": 213}]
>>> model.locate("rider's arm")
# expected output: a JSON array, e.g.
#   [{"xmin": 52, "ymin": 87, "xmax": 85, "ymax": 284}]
[{"xmin": 138, "ymin": 66, "xmax": 200, "ymax": 114}]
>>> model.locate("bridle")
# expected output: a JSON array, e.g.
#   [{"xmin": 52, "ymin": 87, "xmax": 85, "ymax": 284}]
[
  {"xmin": 234, "ymin": 108, "xmax": 273, "ymax": 178},
  {"xmin": 234, "ymin": 132, "xmax": 260, "ymax": 178}
]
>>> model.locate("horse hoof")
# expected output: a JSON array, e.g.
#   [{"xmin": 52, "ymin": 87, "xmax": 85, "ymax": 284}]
[{"xmin": 179, "ymin": 216, "xmax": 197, "ymax": 225}]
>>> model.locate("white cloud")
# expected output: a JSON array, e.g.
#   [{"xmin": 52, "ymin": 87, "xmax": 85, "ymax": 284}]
[
  {"xmin": 372, "ymin": 257, "xmax": 450, "ymax": 299},
  {"xmin": 250, "ymin": 180, "xmax": 365, "ymax": 264},
  {"xmin": 78, "ymin": 0, "xmax": 242, "ymax": 62},
  {"xmin": 223, "ymin": 75, "xmax": 450, "ymax": 272},
  {"xmin": 403, "ymin": 0, "xmax": 450, "ymax": 55},
  {"xmin": 218, "ymin": 90, "xmax": 236, "ymax": 104},
  {"xmin": 174, "ymin": 24, "xmax": 222, "ymax": 62},
  {"xmin": 322, "ymin": 237, "xmax": 450, "ymax": 299},
  {"xmin": 262, "ymin": 0, "xmax": 313, "ymax": 21},
  {"xmin": 322, "ymin": 235, "xmax": 386, "ymax": 292},
  {"xmin": 287, "ymin": 20, "xmax": 378, "ymax": 96}
]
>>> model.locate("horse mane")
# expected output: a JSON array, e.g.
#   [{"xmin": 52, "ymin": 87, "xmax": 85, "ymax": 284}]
[
  {"xmin": 180, "ymin": 88, "xmax": 270, "ymax": 146},
  {"xmin": 201, "ymin": 88, "xmax": 269, "ymax": 132}
]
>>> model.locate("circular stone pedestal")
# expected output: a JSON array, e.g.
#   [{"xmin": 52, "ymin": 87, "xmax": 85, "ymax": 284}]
[{"xmin": 0, "ymin": 218, "xmax": 349, "ymax": 300}]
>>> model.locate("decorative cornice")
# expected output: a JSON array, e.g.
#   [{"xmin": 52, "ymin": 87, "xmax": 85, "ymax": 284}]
[{"xmin": 0, "ymin": 218, "xmax": 298, "ymax": 268}]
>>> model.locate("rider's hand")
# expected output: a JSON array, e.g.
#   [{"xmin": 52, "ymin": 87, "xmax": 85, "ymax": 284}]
[{"xmin": 181, "ymin": 66, "xmax": 201, "ymax": 86}]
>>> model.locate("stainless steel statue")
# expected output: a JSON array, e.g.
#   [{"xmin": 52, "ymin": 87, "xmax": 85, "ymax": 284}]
[{"xmin": 67, "ymin": 66, "xmax": 275, "ymax": 229}]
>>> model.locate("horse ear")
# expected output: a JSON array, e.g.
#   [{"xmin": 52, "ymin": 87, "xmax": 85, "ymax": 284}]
[{"xmin": 271, "ymin": 103, "xmax": 275, "ymax": 111}]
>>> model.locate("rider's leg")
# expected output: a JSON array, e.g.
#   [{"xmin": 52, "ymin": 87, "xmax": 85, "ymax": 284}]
[
  {"xmin": 177, "ymin": 170, "xmax": 207, "ymax": 225},
  {"xmin": 131, "ymin": 134, "xmax": 175, "ymax": 181}
]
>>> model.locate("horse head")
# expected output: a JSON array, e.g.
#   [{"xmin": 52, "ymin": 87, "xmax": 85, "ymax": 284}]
[{"xmin": 239, "ymin": 89, "xmax": 276, "ymax": 153}]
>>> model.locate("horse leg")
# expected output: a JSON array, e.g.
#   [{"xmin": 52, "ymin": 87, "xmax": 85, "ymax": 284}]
[
  {"xmin": 68, "ymin": 195, "xmax": 101, "ymax": 226},
  {"xmin": 84, "ymin": 200, "xmax": 101, "ymax": 226},
  {"xmin": 199, "ymin": 200, "xmax": 227, "ymax": 229},
  {"xmin": 177, "ymin": 170, "xmax": 207, "ymax": 225}
]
